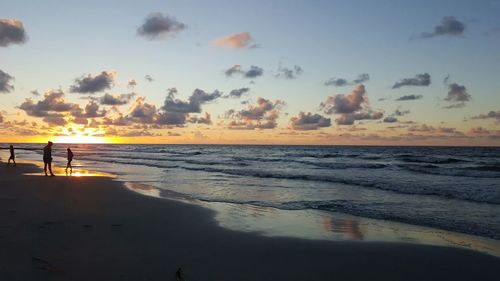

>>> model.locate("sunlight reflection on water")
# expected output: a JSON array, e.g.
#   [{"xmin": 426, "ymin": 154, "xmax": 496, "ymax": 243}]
[{"xmin": 21, "ymin": 160, "xmax": 114, "ymax": 178}]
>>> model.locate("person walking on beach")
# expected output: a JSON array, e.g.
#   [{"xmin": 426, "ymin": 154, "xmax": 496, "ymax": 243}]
[
  {"xmin": 66, "ymin": 147, "xmax": 73, "ymax": 173},
  {"xmin": 43, "ymin": 141, "xmax": 55, "ymax": 176},
  {"xmin": 7, "ymin": 145, "xmax": 16, "ymax": 166}
]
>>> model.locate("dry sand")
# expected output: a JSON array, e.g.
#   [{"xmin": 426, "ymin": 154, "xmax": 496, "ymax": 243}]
[{"xmin": 1, "ymin": 163, "xmax": 499, "ymax": 281}]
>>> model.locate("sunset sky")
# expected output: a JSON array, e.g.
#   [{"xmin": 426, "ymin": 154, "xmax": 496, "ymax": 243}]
[{"xmin": 1, "ymin": 0, "xmax": 499, "ymax": 145}]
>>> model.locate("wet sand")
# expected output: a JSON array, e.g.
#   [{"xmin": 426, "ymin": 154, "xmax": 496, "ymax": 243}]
[{"xmin": 1, "ymin": 163, "xmax": 499, "ymax": 281}]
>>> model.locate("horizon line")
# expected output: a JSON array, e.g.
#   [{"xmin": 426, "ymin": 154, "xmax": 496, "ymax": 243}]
[{"xmin": 0, "ymin": 142, "xmax": 498, "ymax": 148}]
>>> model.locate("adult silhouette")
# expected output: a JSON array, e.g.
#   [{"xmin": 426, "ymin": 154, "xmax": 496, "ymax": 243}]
[
  {"xmin": 7, "ymin": 145, "xmax": 16, "ymax": 166},
  {"xmin": 43, "ymin": 141, "xmax": 55, "ymax": 176}
]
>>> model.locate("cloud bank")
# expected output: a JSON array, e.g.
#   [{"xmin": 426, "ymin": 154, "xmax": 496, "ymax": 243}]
[
  {"xmin": 225, "ymin": 65, "xmax": 264, "ymax": 79},
  {"xmin": 320, "ymin": 84, "xmax": 383, "ymax": 125},
  {"xmin": 396, "ymin": 94, "xmax": 423, "ymax": 101},
  {"xmin": 392, "ymin": 73, "xmax": 431, "ymax": 89},
  {"xmin": 324, "ymin": 73, "xmax": 369, "ymax": 87},
  {"xmin": 275, "ymin": 65, "xmax": 303, "ymax": 80},
  {"xmin": 471, "ymin": 110, "xmax": 500, "ymax": 122},
  {"xmin": 213, "ymin": 32, "xmax": 257, "ymax": 49},
  {"xmin": 227, "ymin": 88, "xmax": 250, "ymax": 98},
  {"xmin": 70, "ymin": 71, "xmax": 116, "ymax": 94},
  {"xmin": 19, "ymin": 90, "xmax": 75, "ymax": 118},
  {"xmin": 289, "ymin": 112, "xmax": 331, "ymax": 130},
  {"xmin": 0, "ymin": 19, "xmax": 27, "ymax": 47},
  {"xmin": 156, "ymin": 88, "xmax": 222, "ymax": 126},
  {"xmin": 443, "ymin": 82, "xmax": 471, "ymax": 109},
  {"xmin": 420, "ymin": 16, "xmax": 465, "ymax": 39},
  {"xmin": 100, "ymin": 93, "xmax": 136, "ymax": 105},
  {"xmin": 19, "ymin": 89, "xmax": 111, "ymax": 125},
  {"xmin": 137, "ymin": 13, "xmax": 186, "ymax": 40},
  {"xmin": 225, "ymin": 97, "xmax": 284, "ymax": 129},
  {"xmin": 0, "ymin": 69, "xmax": 14, "ymax": 93},
  {"xmin": 128, "ymin": 97, "xmax": 157, "ymax": 124}
]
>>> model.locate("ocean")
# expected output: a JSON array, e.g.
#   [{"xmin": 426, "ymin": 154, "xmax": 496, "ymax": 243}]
[{"xmin": 2, "ymin": 144, "xmax": 500, "ymax": 253}]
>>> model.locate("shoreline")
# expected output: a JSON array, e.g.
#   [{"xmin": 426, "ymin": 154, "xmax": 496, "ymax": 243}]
[
  {"xmin": 126, "ymin": 182, "xmax": 500, "ymax": 258},
  {"xmin": 4, "ymin": 151, "xmax": 500, "ymax": 256},
  {"xmin": 3, "ymin": 150, "xmax": 500, "ymax": 256},
  {"xmin": 1, "ymin": 162, "xmax": 499, "ymax": 280}
]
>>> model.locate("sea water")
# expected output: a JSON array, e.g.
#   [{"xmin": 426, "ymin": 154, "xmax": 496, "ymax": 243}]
[{"xmin": 3, "ymin": 144, "xmax": 500, "ymax": 255}]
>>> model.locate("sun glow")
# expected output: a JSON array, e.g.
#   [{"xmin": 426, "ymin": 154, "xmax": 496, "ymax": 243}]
[
  {"xmin": 52, "ymin": 126, "xmax": 112, "ymax": 144},
  {"xmin": 53, "ymin": 135, "xmax": 108, "ymax": 144}
]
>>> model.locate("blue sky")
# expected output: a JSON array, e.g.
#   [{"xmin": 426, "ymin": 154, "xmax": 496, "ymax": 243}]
[{"xmin": 1, "ymin": 0, "xmax": 499, "ymax": 144}]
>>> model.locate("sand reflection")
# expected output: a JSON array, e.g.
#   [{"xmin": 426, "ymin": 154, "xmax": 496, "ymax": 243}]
[
  {"xmin": 65, "ymin": 170, "xmax": 111, "ymax": 177},
  {"xmin": 22, "ymin": 161, "xmax": 113, "ymax": 178},
  {"xmin": 322, "ymin": 217, "xmax": 364, "ymax": 240}
]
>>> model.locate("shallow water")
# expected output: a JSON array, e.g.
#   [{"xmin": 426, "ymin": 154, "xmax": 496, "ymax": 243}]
[{"xmin": 125, "ymin": 181, "xmax": 500, "ymax": 257}]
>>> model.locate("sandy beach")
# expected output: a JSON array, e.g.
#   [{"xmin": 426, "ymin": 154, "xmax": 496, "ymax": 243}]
[{"xmin": 1, "ymin": 162, "xmax": 499, "ymax": 281}]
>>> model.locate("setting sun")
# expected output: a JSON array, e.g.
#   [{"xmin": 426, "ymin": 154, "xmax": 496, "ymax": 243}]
[
  {"xmin": 52, "ymin": 127, "xmax": 111, "ymax": 144},
  {"xmin": 52, "ymin": 135, "xmax": 108, "ymax": 144}
]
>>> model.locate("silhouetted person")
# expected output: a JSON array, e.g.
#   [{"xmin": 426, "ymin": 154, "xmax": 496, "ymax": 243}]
[
  {"xmin": 43, "ymin": 141, "xmax": 55, "ymax": 176},
  {"xmin": 65, "ymin": 147, "xmax": 73, "ymax": 173},
  {"xmin": 7, "ymin": 145, "xmax": 16, "ymax": 166},
  {"xmin": 176, "ymin": 267, "xmax": 185, "ymax": 281}
]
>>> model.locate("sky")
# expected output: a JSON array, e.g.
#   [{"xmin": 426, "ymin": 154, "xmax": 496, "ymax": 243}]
[{"xmin": 0, "ymin": 0, "xmax": 499, "ymax": 145}]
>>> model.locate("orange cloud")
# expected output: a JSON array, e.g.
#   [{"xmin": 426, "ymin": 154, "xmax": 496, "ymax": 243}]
[{"xmin": 213, "ymin": 32, "xmax": 257, "ymax": 49}]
